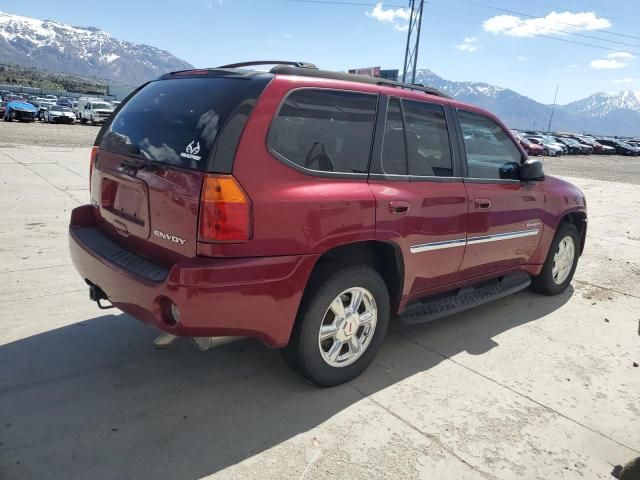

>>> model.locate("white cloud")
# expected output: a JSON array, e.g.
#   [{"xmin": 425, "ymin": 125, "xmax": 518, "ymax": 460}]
[
  {"xmin": 517, "ymin": 55, "xmax": 527, "ymax": 61},
  {"xmin": 590, "ymin": 59, "xmax": 627, "ymax": 69},
  {"xmin": 455, "ymin": 37, "xmax": 478, "ymax": 52},
  {"xmin": 607, "ymin": 51, "xmax": 634, "ymax": 59},
  {"xmin": 483, "ymin": 11, "xmax": 611, "ymax": 37},
  {"xmin": 366, "ymin": 3, "xmax": 410, "ymax": 23},
  {"xmin": 283, "ymin": 32, "xmax": 292, "ymax": 38},
  {"xmin": 394, "ymin": 23, "xmax": 409, "ymax": 32},
  {"xmin": 612, "ymin": 78, "xmax": 637, "ymax": 84}
]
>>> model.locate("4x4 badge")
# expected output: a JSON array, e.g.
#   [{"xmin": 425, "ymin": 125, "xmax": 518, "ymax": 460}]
[{"xmin": 180, "ymin": 140, "xmax": 202, "ymax": 161}]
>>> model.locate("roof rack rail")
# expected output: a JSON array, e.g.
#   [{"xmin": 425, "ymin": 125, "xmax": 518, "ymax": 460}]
[
  {"xmin": 268, "ymin": 65, "xmax": 450, "ymax": 99},
  {"xmin": 217, "ymin": 60, "xmax": 318, "ymax": 69},
  {"xmin": 374, "ymin": 79, "xmax": 450, "ymax": 98}
]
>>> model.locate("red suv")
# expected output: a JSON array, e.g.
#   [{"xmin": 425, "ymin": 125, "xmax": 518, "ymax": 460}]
[{"xmin": 69, "ymin": 62, "xmax": 587, "ymax": 386}]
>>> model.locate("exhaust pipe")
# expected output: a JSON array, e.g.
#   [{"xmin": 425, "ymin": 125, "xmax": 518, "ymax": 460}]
[{"xmin": 191, "ymin": 336, "xmax": 245, "ymax": 351}]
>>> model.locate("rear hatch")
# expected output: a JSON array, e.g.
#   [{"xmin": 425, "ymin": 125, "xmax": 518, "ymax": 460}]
[{"xmin": 90, "ymin": 72, "xmax": 272, "ymax": 265}]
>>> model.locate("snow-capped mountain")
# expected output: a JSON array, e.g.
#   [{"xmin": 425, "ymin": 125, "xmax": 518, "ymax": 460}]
[
  {"xmin": 562, "ymin": 91, "xmax": 640, "ymax": 117},
  {"xmin": 413, "ymin": 68, "xmax": 640, "ymax": 136},
  {"xmin": 0, "ymin": 11, "xmax": 192, "ymax": 86}
]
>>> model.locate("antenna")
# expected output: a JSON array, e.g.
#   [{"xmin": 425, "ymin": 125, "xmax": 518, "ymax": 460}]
[
  {"xmin": 401, "ymin": 0, "xmax": 425, "ymax": 84},
  {"xmin": 547, "ymin": 84, "xmax": 559, "ymax": 132}
]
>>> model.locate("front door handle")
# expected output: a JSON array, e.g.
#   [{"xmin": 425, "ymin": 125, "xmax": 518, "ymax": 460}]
[
  {"xmin": 389, "ymin": 201, "xmax": 410, "ymax": 215},
  {"xmin": 474, "ymin": 198, "xmax": 492, "ymax": 210}
]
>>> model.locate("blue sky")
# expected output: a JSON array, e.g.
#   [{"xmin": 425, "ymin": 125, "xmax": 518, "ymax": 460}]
[{"xmin": 1, "ymin": 0, "xmax": 639, "ymax": 103}]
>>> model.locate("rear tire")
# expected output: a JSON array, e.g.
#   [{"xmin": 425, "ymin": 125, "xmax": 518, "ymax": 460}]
[
  {"xmin": 531, "ymin": 222, "xmax": 580, "ymax": 295},
  {"xmin": 282, "ymin": 265, "xmax": 390, "ymax": 387}
]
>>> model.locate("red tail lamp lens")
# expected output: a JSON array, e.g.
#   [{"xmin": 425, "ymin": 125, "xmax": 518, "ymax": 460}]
[
  {"xmin": 89, "ymin": 146, "xmax": 98, "ymax": 193},
  {"xmin": 198, "ymin": 175, "xmax": 250, "ymax": 242}
]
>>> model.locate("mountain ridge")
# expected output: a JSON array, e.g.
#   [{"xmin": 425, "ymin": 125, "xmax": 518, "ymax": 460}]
[
  {"xmin": 0, "ymin": 11, "xmax": 192, "ymax": 86},
  {"xmin": 414, "ymin": 68, "xmax": 640, "ymax": 136}
]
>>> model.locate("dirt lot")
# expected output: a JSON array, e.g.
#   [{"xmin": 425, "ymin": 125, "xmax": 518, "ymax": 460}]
[
  {"xmin": 0, "ymin": 119, "xmax": 100, "ymax": 147},
  {"xmin": 0, "ymin": 123, "xmax": 639, "ymax": 479}
]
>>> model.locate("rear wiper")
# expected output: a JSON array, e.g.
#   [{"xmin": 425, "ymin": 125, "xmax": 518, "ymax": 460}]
[{"xmin": 120, "ymin": 156, "xmax": 163, "ymax": 173}]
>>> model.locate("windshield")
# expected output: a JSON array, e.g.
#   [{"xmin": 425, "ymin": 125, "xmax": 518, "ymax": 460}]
[
  {"xmin": 101, "ymin": 75, "xmax": 271, "ymax": 171},
  {"xmin": 92, "ymin": 102, "xmax": 112, "ymax": 110}
]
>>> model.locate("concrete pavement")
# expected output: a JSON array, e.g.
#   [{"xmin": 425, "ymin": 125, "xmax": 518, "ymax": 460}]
[{"xmin": 0, "ymin": 144, "xmax": 638, "ymax": 480}]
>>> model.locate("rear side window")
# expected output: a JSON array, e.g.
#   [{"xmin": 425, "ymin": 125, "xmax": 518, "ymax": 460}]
[
  {"xmin": 458, "ymin": 109, "xmax": 522, "ymax": 180},
  {"xmin": 100, "ymin": 76, "xmax": 270, "ymax": 171},
  {"xmin": 403, "ymin": 100, "xmax": 453, "ymax": 177},
  {"xmin": 268, "ymin": 89, "xmax": 377, "ymax": 174},
  {"xmin": 381, "ymin": 98, "xmax": 407, "ymax": 175}
]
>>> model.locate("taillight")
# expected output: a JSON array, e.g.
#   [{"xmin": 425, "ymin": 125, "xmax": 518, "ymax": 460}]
[
  {"xmin": 198, "ymin": 174, "xmax": 251, "ymax": 242},
  {"xmin": 89, "ymin": 146, "xmax": 98, "ymax": 193}
]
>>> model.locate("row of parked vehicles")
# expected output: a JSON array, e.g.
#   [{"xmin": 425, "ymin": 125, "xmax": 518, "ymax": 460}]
[
  {"xmin": 511, "ymin": 129, "xmax": 640, "ymax": 157},
  {"xmin": 0, "ymin": 90, "xmax": 117, "ymax": 125}
]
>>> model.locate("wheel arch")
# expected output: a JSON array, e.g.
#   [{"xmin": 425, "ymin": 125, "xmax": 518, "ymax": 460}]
[
  {"xmin": 560, "ymin": 211, "xmax": 587, "ymax": 255},
  {"xmin": 302, "ymin": 240, "xmax": 405, "ymax": 316}
]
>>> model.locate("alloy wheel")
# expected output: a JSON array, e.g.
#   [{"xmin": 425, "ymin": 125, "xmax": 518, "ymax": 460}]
[
  {"xmin": 318, "ymin": 287, "xmax": 377, "ymax": 368},
  {"xmin": 552, "ymin": 236, "xmax": 575, "ymax": 285}
]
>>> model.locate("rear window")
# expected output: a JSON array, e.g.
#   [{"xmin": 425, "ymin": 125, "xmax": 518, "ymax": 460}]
[
  {"xmin": 100, "ymin": 76, "xmax": 270, "ymax": 171},
  {"xmin": 267, "ymin": 89, "xmax": 377, "ymax": 174}
]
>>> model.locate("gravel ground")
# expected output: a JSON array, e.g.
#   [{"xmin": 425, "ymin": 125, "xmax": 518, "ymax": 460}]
[
  {"xmin": 543, "ymin": 153, "xmax": 640, "ymax": 185},
  {"xmin": 1, "ymin": 120, "xmax": 639, "ymax": 184},
  {"xmin": 0, "ymin": 119, "xmax": 100, "ymax": 147}
]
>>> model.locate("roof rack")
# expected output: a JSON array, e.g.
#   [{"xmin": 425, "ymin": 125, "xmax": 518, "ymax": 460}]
[
  {"xmin": 217, "ymin": 60, "xmax": 318, "ymax": 69},
  {"xmin": 268, "ymin": 65, "xmax": 450, "ymax": 99}
]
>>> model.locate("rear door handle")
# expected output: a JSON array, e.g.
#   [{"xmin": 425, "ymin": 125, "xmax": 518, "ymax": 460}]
[
  {"xmin": 389, "ymin": 201, "xmax": 410, "ymax": 215},
  {"xmin": 474, "ymin": 198, "xmax": 492, "ymax": 210}
]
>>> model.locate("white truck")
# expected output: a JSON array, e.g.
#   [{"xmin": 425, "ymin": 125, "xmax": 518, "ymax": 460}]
[{"xmin": 77, "ymin": 98, "xmax": 115, "ymax": 125}]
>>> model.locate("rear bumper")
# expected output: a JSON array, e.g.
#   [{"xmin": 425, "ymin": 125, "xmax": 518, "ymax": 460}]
[{"xmin": 69, "ymin": 205, "xmax": 318, "ymax": 347}]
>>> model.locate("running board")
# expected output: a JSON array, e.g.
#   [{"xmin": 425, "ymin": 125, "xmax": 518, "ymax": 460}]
[{"xmin": 399, "ymin": 272, "xmax": 531, "ymax": 325}]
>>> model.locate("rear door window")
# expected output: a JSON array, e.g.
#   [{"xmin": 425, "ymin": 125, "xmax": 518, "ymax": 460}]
[
  {"xmin": 100, "ymin": 76, "xmax": 270, "ymax": 171},
  {"xmin": 458, "ymin": 109, "xmax": 522, "ymax": 180},
  {"xmin": 268, "ymin": 89, "xmax": 377, "ymax": 174}
]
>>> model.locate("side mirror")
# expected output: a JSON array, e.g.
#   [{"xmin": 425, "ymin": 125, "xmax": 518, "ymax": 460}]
[
  {"xmin": 520, "ymin": 158, "xmax": 544, "ymax": 181},
  {"xmin": 499, "ymin": 162, "xmax": 520, "ymax": 180}
]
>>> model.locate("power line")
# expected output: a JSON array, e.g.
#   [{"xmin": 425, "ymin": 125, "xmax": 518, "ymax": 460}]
[
  {"xmin": 425, "ymin": 8, "xmax": 640, "ymax": 57},
  {"xmin": 442, "ymin": 0, "xmax": 640, "ymax": 43}
]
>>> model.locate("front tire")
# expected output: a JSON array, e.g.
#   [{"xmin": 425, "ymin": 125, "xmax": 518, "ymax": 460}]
[
  {"xmin": 282, "ymin": 265, "xmax": 390, "ymax": 387},
  {"xmin": 531, "ymin": 222, "xmax": 580, "ymax": 295}
]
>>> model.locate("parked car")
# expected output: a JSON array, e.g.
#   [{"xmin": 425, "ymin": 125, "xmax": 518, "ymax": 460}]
[
  {"xmin": 561, "ymin": 136, "xmax": 594, "ymax": 155},
  {"xmin": 576, "ymin": 135, "xmax": 613, "ymax": 155},
  {"xmin": 3, "ymin": 100, "xmax": 37, "ymax": 122},
  {"xmin": 36, "ymin": 101, "xmax": 57, "ymax": 121},
  {"xmin": 512, "ymin": 132, "xmax": 543, "ymax": 156},
  {"xmin": 57, "ymin": 97, "xmax": 73, "ymax": 108},
  {"xmin": 553, "ymin": 137, "xmax": 582, "ymax": 155},
  {"xmin": 595, "ymin": 138, "xmax": 639, "ymax": 156},
  {"xmin": 525, "ymin": 136, "xmax": 564, "ymax": 156},
  {"xmin": 44, "ymin": 105, "xmax": 76, "ymax": 124},
  {"xmin": 69, "ymin": 62, "xmax": 587, "ymax": 386}
]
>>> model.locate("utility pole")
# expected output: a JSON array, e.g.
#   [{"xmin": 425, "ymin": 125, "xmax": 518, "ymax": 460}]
[
  {"xmin": 402, "ymin": 0, "xmax": 425, "ymax": 84},
  {"xmin": 533, "ymin": 120, "xmax": 537, "ymax": 131},
  {"xmin": 547, "ymin": 84, "xmax": 559, "ymax": 133}
]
